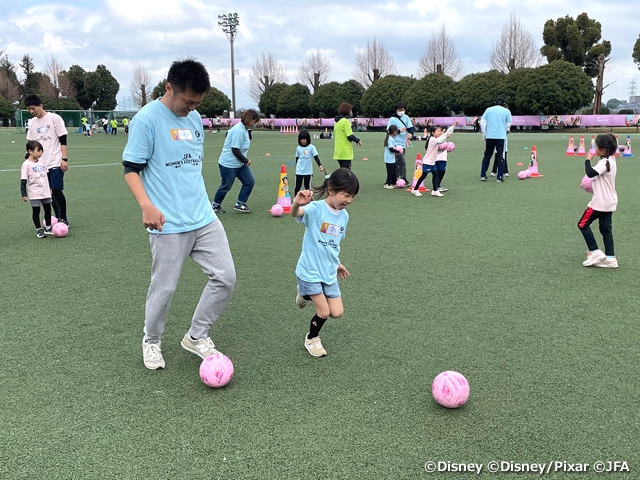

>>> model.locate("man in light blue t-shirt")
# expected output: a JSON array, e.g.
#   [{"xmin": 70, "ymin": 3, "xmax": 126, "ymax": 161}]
[
  {"xmin": 480, "ymin": 96, "xmax": 512, "ymax": 182},
  {"xmin": 123, "ymin": 59, "xmax": 236, "ymax": 371}
]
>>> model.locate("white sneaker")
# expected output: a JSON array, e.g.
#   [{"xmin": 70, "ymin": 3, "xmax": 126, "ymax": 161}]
[
  {"xmin": 304, "ymin": 334, "xmax": 327, "ymax": 357},
  {"xmin": 595, "ymin": 257, "xmax": 618, "ymax": 268},
  {"xmin": 181, "ymin": 334, "xmax": 219, "ymax": 359},
  {"xmin": 296, "ymin": 285, "xmax": 307, "ymax": 309},
  {"xmin": 437, "ymin": 187, "xmax": 448, "ymax": 192},
  {"xmin": 490, "ymin": 172, "xmax": 496, "ymax": 177},
  {"xmin": 431, "ymin": 190, "xmax": 444, "ymax": 197},
  {"xmin": 411, "ymin": 189, "xmax": 422, "ymax": 197},
  {"xmin": 504, "ymin": 173, "xmax": 509, "ymax": 177},
  {"xmin": 142, "ymin": 341, "xmax": 165, "ymax": 370},
  {"xmin": 583, "ymin": 249, "xmax": 606, "ymax": 267},
  {"xmin": 383, "ymin": 184, "xmax": 394, "ymax": 189}
]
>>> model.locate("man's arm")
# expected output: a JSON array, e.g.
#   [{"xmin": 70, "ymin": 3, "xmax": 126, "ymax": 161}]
[{"xmin": 124, "ymin": 171, "xmax": 166, "ymax": 232}]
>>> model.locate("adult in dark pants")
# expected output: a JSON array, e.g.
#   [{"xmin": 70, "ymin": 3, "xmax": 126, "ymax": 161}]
[
  {"xmin": 386, "ymin": 101, "xmax": 414, "ymax": 185},
  {"xmin": 480, "ymin": 96, "xmax": 511, "ymax": 182}
]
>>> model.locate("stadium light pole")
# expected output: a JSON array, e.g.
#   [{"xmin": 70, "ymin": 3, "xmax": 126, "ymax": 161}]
[{"xmin": 218, "ymin": 12, "xmax": 240, "ymax": 117}]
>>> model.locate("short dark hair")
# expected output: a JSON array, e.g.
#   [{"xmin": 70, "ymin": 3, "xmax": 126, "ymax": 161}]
[
  {"xmin": 25, "ymin": 95, "xmax": 43, "ymax": 107},
  {"xmin": 167, "ymin": 58, "xmax": 210, "ymax": 95},
  {"xmin": 298, "ymin": 129, "xmax": 311, "ymax": 146},
  {"xmin": 495, "ymin": 96, "xmax": 505, "ymax": 105},
  {"xmin": 240, "ymin": 109, "xmax": 260, "ymax": 126},
  {"xmin": 337, "ymin": 102, "xmax": 352, "ymax": 116},
  {"xmin": 396, "ymin": 101, "xmax": 406, "ymax": 109}
]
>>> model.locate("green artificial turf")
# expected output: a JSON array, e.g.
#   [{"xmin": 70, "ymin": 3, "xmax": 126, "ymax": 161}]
[{"xmin": 0, "ymin": 127, "xmax": 638, "ymax": 479}]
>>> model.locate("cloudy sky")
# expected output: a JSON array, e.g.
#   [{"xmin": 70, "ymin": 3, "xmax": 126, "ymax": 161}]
[{"xmin": 1, "ymin": 0, "xmax": 639, "ymax": 111}]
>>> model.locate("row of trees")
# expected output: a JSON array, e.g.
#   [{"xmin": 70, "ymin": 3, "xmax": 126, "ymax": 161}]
[
  {"xmin": 0, "ymin": 50, "xmax": 120, "ymax": 116},
  {"xmin": 249, "ymin": 12, "xmax": 615, "ymax": 116},
  {"xmin": 256, "ymin": 60, "xmax": 594, "ymax": 118}
]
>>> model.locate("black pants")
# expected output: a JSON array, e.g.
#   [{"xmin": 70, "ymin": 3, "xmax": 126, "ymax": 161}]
[
  {"xmin": 491, "ymin": 151, "xmax": 508, "ymax": 174},
  {"xmin": 385, "ymin": 163, "xmax": 397, "ymax": 186},
  {"xmin": 413, "ymin": 168, "xmax": 439, "ymax": 191},
  {"xmin": 32, "ymin": 203, "xmax": 52, "ymax": 229},
  {"xmin": 395, "ymin": 153, "xmax": 408, "ymax": 183},
  {"xmin": 295, "ymin": 175, "xmax": 311, "ymax": 196},
  {"xmin": 337, "ymin": 160, "xmax": 351, "ymax": 170},
  {"xmin": 481, "ymin": 139, "xmax": 505, "ymax": 179},
  {"xmin": 578, "ymin": 208, "xmax": 614, "ymax": 256}
]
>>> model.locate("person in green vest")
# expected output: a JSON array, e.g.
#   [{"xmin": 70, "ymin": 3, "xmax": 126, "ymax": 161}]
[
  {"xmin": 122, "ymin": 117, "xmax": 129, "ymax": 135},
  {"xmin": 110, "ymin": 118, "xmax": 118, "ymax": 135},
  {"xmin": 81, "ymin": 115, "xmax": 89, "ymax": 136},
  {"xmin": 332, "ymin": 102, "xmax": 361, "ymax": 170}
]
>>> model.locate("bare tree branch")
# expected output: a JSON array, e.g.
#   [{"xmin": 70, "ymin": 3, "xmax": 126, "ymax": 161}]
[
  {"xmin": 489, "ymin": 12, "xmax": 542, "ymax": 72},
  {"xmin": 0, "ymin": 70, "xmax": 20, "ymax": 102},
  {"xmin": 296, "ymin": 51, "xmax": 331, "ymax": 93},
  {"xmin": 249, "ymin": 52, "xmax": 287, "ymax": 103},
  {"xmin": 130, "ymin": 65, "xmax": 152, "ymax": 108},
  {"xmin": 354, "ymin": 36, "xmax": 395, "ymax": 88},
  {"xmin": 418, "ymin": 25, "xmax": 464, "ymax": 80},
  {"xmin": 38, "ymin": 55, "xmax": 75, "ymax": 98}
]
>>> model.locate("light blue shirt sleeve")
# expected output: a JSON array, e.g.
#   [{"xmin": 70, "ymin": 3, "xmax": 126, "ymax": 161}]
[{"xmin": 219, "ymin": 123, "xmax": 250, "ymax": 167}]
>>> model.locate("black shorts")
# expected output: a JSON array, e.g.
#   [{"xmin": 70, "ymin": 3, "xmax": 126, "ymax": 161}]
[{"xmin": 47, "ymin": 167, "xmax": 64, "ymax": 190}]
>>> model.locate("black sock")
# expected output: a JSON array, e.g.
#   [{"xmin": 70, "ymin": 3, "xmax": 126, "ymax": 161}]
[{"xmin": 308, "ymin": 314, "xmax": 327, "ymax": 339}]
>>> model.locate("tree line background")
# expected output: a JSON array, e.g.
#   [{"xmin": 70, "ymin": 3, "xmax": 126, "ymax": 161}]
[{"xmin": 2, "ymin": 11, "xmax": 640, "ymax": 122}]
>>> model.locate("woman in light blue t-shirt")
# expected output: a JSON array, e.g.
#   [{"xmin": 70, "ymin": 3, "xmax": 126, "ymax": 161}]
[{"xmin": 212, "ymin": 109, "xmax": 260, "ymax": 214}]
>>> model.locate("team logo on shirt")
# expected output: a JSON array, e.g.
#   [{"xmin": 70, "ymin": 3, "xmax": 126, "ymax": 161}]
[
  {"xmin": 170, "ymin": 129, "xmax": 194, "ymax": 140},
  {"xmin": 320, "ymin": 222, "xmax": 342, "ymax": 236}
]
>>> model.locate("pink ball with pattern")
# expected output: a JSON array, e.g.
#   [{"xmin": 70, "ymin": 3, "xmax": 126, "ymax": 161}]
[
  {"xmin": 396, "ymin": 179, "xmax": 406, "ymax": 188},
  {"xmin": 394, "ymin": 146, "xmax": 404, "ymax": 154},
  {"xmin": 518, "ymin": 170, "xmax": 527, "ymax": 180},
  {"xmin": 580, "ymin": 175, "xmax": 593, "ymax": 193},
  {"xmin": 432, "ymin": 371, "xmax": 469, "ymax": 408},
  {"xmin": 270, "ymin": 204, "xmax": 284, "ymax": 217},
  {"xmin": 524, "ymin": 170, "xmax": 532, "ymax": 178},
  {"xmin": 200, "ymin": 353, "xmax": 234, "ymax": 388},
  {"xmin": 446, "ymin": 142, "xmax": 455, "ymax": 152},
  {"xmin": 42, "ymin": 216, "xmax": 58, "ymax": 227},
  {"xmin": 51, "ymin": 222, "xmax": 68, "ymax": 237}
]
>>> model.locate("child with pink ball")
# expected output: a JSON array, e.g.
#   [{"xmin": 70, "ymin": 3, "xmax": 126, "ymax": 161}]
[
  {"xmin": 383, "ymin": 125, "xmax": 402, "ymax": 189},
  {"xmin": 20, "ymin": 140, "xmax": 54, "ymax": 238},
  {"xmin": 578, "ymin": 134, "xmax": 618, "ymax": 268},
  {"xmin": 411, "ymin": 122, "xmax": 457, "ymax": 197}
]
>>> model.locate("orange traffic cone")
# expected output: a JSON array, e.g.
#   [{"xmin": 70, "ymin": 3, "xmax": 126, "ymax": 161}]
[
  {"xmin": 565, "ymin": 135, "xmax": 575, "ymax": 155},
  {"xmin": 576, "ymin": 135, "xmax": 586, "ymax": 155},
  {"xmin": 272, "ymin": 165, "xmax": 292, "ymax": 213},
  {"xmin": 588, "ymin": 135, "xmax": 596, "ymax": 155},
  {"xmin": 528, "ymin": 146, "xmax": 543, "ymax": 177},
  {"xmin": 410, "ymin": 153, "xmax": 429, "ymax": 192}
]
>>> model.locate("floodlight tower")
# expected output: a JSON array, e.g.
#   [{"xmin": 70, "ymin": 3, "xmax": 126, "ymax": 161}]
[{"xmin": 218, "ymin": 12, "xmax": 240, "ymax": 116}]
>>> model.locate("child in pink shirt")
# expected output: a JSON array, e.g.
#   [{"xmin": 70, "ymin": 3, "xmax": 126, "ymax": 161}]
[
  {"xmin": 578, "ymin": 134, "xmax": 618, "ymax": 268},
  {"xmin": 411, "ymin": 122, "xmax": 456, "ymax": 197},
  {"xmin": 20, "ymin": 141, "xmax": 53, "ymax": 238}
]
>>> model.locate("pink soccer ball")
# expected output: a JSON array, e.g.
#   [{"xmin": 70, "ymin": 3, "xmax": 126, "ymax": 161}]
[
  {"xmin": 42, "ymin": 216, "xmax": 58, "ymax": 227},
  {"xmin": 270, "ymin": 204, "xmax": 284, "ymax": 217},
  {"xmin": 524, "ymin": 170, "xmax": 532, "ymax": 178},
  {"xmin": 432, "ymin": 370, "xmax": 470, "ymax": 408},
  {"xmin": 580, "ymin": 175, "xmax": 593, "ymax": 193},
  {"xmin": 394, "ymin": 146, "xmax": 404, "ymax": 154},
  {"xmin": 517, "ymin": 170, "xmax": 527, "ymax": 180},
  {"xmin": 437, "ymin": 143, "xmax": 447, "ymax": 152},
  {"xmin": 200, "ymin": 353, "xmax": 234, "ymax": 388},
  {"xmin": 51, "ymin": 222, "xmax": 68, "ymax": 237},
  {"xmin": 396, "ymin": 179, "xmax": 406, "ymax": 188},
  {"xmin": 446, "ymin": 142, "xmax": 455, "ymax": 152}
]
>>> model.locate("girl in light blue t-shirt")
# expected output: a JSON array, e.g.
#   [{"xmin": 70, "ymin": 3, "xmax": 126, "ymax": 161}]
[
  {"xmin": 294, "ymin": 129, "xmax": 324, "ymax": 196},
  {"xmin": 290, "ymin": 168, "xmax": 359, "ymax": 358}
]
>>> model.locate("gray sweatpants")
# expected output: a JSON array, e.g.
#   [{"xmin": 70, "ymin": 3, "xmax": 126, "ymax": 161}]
[{"xmin": 143, "ymin": 220, "xmax": 236, "ymax": 343}]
